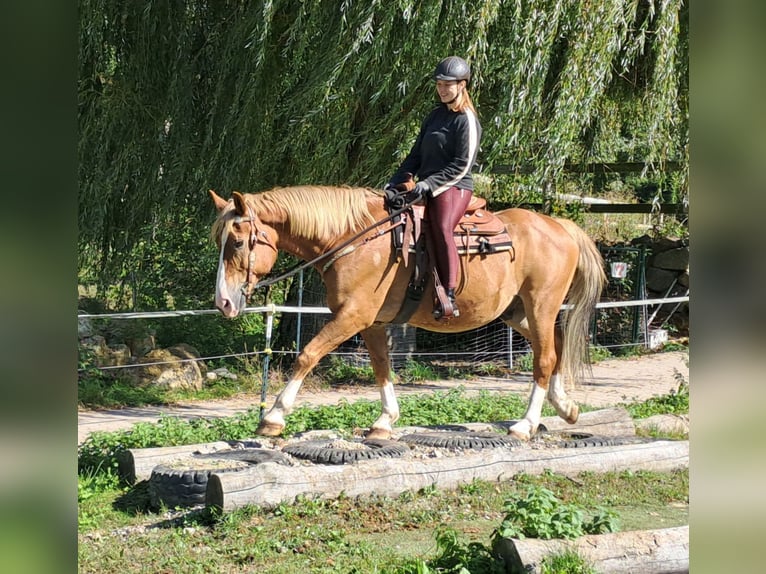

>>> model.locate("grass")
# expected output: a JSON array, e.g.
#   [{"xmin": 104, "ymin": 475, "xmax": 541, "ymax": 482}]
[
  {"xmin": 78, "ymin": 468, "xmax": 688, "ymax": 573},
  {"xmin": 78, "ymin": 381, "xmax": 690, "ymax": 573}
]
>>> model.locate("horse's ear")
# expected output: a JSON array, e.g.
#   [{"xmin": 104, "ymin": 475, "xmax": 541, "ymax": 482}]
[
  {"xmin": 232, "ymin": 191, "xmax": 248, "ymax": 216},
  {"xmin": 209, "ymin": 189, "xmax": 229, "ymax": 212}
]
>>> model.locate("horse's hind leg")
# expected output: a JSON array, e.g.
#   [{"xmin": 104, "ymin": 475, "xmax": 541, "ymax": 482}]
[
  {"xmin": 359, "ymin": 324, "xmax": 399, "ymax": 440},
  {"xmin": 502, "ymin": 298, "xmax": 578, "ymax": 440}
]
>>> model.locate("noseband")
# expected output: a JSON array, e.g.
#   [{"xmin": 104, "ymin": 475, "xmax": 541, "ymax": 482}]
[{"xmin": 233, "ymin": 205, "xmax": 277, "ymax": 299}]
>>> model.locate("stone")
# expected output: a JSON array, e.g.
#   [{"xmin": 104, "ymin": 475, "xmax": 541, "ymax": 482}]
[
  {"xmin": 645, "ymin": 267, "xmax": 677, "ymax": 293},
  {"xmin": 126, "ymin": 334, "xmax": 155, "ymax": 358},
  {"xmin": 81, "ymin": 336, "xmax": 132, "ymax": 367},
  {"xmin": 652, "ymin": 247, "xmax": 689, "ymax": 271},
  {"xmin": 130, "ymin": 346, "xmax": 204, "ymax": 391}
]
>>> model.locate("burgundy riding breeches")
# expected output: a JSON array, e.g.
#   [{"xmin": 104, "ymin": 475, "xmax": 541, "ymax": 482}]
[{"xmin": 426, "ymin": 186, "xmax": 472, "ymax": 290}]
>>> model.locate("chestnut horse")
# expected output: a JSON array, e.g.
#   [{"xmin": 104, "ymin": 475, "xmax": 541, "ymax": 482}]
[{"xmin": 209, "ymin": 186, "xmax": 605, "ymax": 440}]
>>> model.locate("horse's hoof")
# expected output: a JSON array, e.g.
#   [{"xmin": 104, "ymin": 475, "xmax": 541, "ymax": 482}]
[
  {"xmin": 507, "ymin": 428, "xmax": 531, "ymax": 441},
  {"xmin": 364, "ymin": 427, "xmax": 392, "ymax": 440},
  {"xmin": 564, "ymin": 404, "xmax": 579, "ymax": 425},
  {"xmin": 256, "ymin": 422, "xmax": 285, "ymax": 437}
]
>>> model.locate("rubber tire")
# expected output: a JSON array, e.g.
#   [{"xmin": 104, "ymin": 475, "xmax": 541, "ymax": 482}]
[
  {"xmin": 556, "ymin": 433, "xmax": 653, "ymax": 448},
  {"xmin": 148, "ymin": 448, "xmax": 292, "ymax": 508},
  {"xmin": 282, "ymin": 438, "xmax": 410, "ymax": 465},
  {"xmin": 399, "ymin": 431, "xmax": 522, "ymax": 450}
]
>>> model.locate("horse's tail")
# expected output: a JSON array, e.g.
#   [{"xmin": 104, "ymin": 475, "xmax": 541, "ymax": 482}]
[{"xmin": 557, "ymin": 219, "xmax": 606, "ymax": 387}]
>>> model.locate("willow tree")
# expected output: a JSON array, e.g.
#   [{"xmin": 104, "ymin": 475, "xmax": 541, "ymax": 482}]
[{"xmin": 79, "ymin": 0, "xmax": 687, "ymax": 303}]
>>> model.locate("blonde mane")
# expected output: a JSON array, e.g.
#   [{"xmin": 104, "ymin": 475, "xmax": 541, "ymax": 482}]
[
  {"xmin": 252, "ymin": 186, "xmax": 380, "ymax": 241},
  {"xmin": 211, "ymin": 186, "xmax": 382, "ymax": 244}
]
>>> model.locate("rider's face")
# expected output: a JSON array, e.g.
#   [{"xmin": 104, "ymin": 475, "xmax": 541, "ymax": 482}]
[{"xmin": 436, "ymin": 79, "xmax": 463, "ymax": 103}]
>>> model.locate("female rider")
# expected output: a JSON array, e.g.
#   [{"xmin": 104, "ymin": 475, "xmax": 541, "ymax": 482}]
[{"xmin": 386, "ymin": 56, "xmax": 482, "ymax": 319}]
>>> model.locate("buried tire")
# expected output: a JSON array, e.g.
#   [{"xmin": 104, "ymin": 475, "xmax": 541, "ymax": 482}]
[
  {"xmin": 556, "ymin": 433, "xmax": 654, "ymax": 448},
  {"xmin": 282, "ymin": 438, "xmax": 409, "ymax": 464},
  {"xmin": 148, "ymin": 448, "xmax": 292, "ymax": 508},
  {"xmin": 399, "ymin": 431, "xmax": 522, "ymax": 450}
]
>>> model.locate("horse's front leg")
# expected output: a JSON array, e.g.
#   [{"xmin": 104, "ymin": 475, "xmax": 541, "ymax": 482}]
[
  {"xmin": 258, "ymin": 313, "xmax": 368, "ymax": 437},
  {"xmin": 359, "ymin": 325, "xmax": 399, "ymax": 440}
]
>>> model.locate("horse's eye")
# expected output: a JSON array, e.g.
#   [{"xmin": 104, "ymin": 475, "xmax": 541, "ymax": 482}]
[{"xmin": 233, "ymin": 239, "xmax": 244, "ymax": 249}]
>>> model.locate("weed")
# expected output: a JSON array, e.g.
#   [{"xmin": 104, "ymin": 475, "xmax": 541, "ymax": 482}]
[
  {"xmin": 398, "ymin": 359, "xmax": 440, "ymax": 383},
  {"xmin": 623, "ymin": 376, "xmax": 688, "ymax": 419},
  {"xmin": 492, "ymin": 485, "xmax": 619, "ymax": 541},
  {"xmin": 541, "ymin": 550, "xmax": 598, "ymax": 574}
]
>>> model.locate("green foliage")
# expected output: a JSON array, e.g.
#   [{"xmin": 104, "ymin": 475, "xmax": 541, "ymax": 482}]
[
  {"xmin": 623, "ymin": 377, "xmax": 688, "ymax": 419},
  {"xmin": 492, "ymin": 485, "xmax": 620, "ymax": 541},
  {"xmin": 398, "ymin": 359, "xmax": 441, "ymax": 383},
  {"xmin": 395, "ymin": 526, "xmax": 504, "ymax": 574},
  {"xmin": 79, "ymin": 0, "xmax": 688, "ymax": 297},
  {"xmin": 541, "ymin": 550, "xmax": 597, "ymax": 574},
  {"xmin": 318, "ymin": 355, "xmax": 376, "ymax": 386}
]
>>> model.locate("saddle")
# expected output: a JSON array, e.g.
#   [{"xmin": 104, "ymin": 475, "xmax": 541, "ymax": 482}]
[
  {"xmin": 401, "ymin": 196, "xmax": 512, "ymax": 265},
  {"xmin": 386, "ymin": 194, "xmax": 513, "ymax": 324}
]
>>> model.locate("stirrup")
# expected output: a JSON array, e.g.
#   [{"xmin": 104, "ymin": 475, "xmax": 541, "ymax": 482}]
[{"xmin": 433, "ymin": 295, "xmax": 459, "ymax": 320}]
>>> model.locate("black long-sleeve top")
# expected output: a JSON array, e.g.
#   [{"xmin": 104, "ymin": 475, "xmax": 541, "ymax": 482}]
[{"xmin": 388, "ymin": 103, "xmax": 482, "ymax": 197}]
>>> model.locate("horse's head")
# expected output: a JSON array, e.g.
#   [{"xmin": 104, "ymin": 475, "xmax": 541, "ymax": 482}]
[{"xmin": 209, "ymin": 190, "xmax": 279, "ymax": 318}]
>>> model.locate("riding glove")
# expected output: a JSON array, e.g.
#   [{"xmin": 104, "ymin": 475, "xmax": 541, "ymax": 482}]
[{"xmin": 404, "ymin": 181, "xmax": 430, "ymax": 204}]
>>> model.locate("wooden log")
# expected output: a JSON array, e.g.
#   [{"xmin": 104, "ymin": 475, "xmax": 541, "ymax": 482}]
[
  {"xmin": 537, "ymin": 406, "xmax": 636, "ymax": 436},
  {"xmin": 397, "ymin": 407, "xmax": 636, "ymax": 438},
  {"xmin": 492, "ymin": 525, "xmax": 689, "ymax": 574},
  {"xmin": 117, "ymin": 441, "xmax": 233, "ymax": 483},
  {"xmin": 206, "ymin": 439, "xmax": 687, "ymax": 511}
]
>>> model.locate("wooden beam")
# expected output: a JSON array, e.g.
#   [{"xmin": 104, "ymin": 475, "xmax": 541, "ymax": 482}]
[
  {"xmin": 488, "ymin": 161, "xmax": 684, "ymax": 175},
  {"xmin": 512, "ymin": 203, "xmax": 687, "ymax": 214},
  {"xmin": 493, "ymin": 525, "xmax": 689, "ymax": 574}
]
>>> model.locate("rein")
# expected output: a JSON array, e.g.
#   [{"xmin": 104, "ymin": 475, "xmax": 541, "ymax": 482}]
[{"xmin": 239, "ymin": 196, "xmax": 418, "ymax": 293}]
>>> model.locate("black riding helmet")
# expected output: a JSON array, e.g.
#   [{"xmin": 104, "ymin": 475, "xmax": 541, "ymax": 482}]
[{"xmin": 433, "ymin": 56, "xmax": 471, "ymax": 82}]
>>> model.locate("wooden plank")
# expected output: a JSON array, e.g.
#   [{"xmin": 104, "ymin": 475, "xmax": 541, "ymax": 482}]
[
  {"xmin": 117, "ymin": 441, "xmax": 233, "ymax": 483},
  {"xmin": 206, "ymin": 440, "xmax": 688, "ymax": 512},
  {"xmin": 513, "ymin": 203, "xmax": 686, "ymax": 214},
  {"xmin": 489, "ymin": 161, "xmax": 684, "ymax": 175},
  {"xmin": 493, "ymin": 525, "xmax": 689, "ymax": 574}
]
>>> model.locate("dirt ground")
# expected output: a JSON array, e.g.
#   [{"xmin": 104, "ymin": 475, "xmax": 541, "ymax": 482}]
[{"xmin": 78, "ymin": 350, "xmax": 688, "ymax": 444}]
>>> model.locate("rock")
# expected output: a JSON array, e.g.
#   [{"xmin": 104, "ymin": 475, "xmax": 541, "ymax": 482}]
[
  {"xmin": 78, "ymin": 314, "xmax": 93, "ymax": 338},
  {"xmin": 645, "ymin": 267, "xmax": 677, "ymax": 293},
  {"xmin": 652, "ymin": 247, "xmax": 689, "ymax": 271},
  {"xmin": 211, "ymin": 367, "xmax": 237, "ymax": 380},
  {"xmin": 130, "ymin": 346, "xmax": 205, "ymax": 391},
  {"xmin": 126, "ymin": 334, "xmax": 155, "ymax": 358},
  {"xmin": 81, "ymin": 336, "xmax": 132, "ymax": 367}
]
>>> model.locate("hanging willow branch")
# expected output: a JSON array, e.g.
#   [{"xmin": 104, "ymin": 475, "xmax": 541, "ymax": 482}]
[{"xmin": 79, "ymin": 0, "xmax": 688, "ymax": 286}]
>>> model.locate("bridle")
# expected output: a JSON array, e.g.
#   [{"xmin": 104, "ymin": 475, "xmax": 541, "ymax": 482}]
[{"xmin": 232, "ymin": 205, "xmax": 278, "ymax": 298}]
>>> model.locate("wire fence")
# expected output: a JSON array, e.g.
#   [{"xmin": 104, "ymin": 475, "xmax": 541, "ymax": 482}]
[{"xmin": 78, "ymin": 295, "xmax": 689, "ymax": 375}]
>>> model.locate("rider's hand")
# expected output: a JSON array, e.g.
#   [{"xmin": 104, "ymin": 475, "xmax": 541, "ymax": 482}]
[{"xmin": 405, "ymin": 181, "xmax": 430, "ymax": 204}]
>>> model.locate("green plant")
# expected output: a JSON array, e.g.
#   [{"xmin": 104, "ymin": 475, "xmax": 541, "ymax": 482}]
[
  {"xmin": 398, "ymin": 359, "xmax": 440, "ymax": 383},
  {"xmin": 540, "ymin": 550, "xmax": 597, "ymax": 574},
  {"xmin": 623, "ymin": 375, "xmax": 688, "ymax": 419},
  {"xmin": 515, "ymin": 352, "xmax": 534, "ymax": 372},
  {"xmin": 492, "ymin": 486, "xmax": 619, "ymax": 542},
  {"xmin": 395, "ymin": 526, "xmax": 504, "ymax": 574},
  {"xmin": 318, "ymin": 355, "xmax": 376, "ymax": 386}
]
